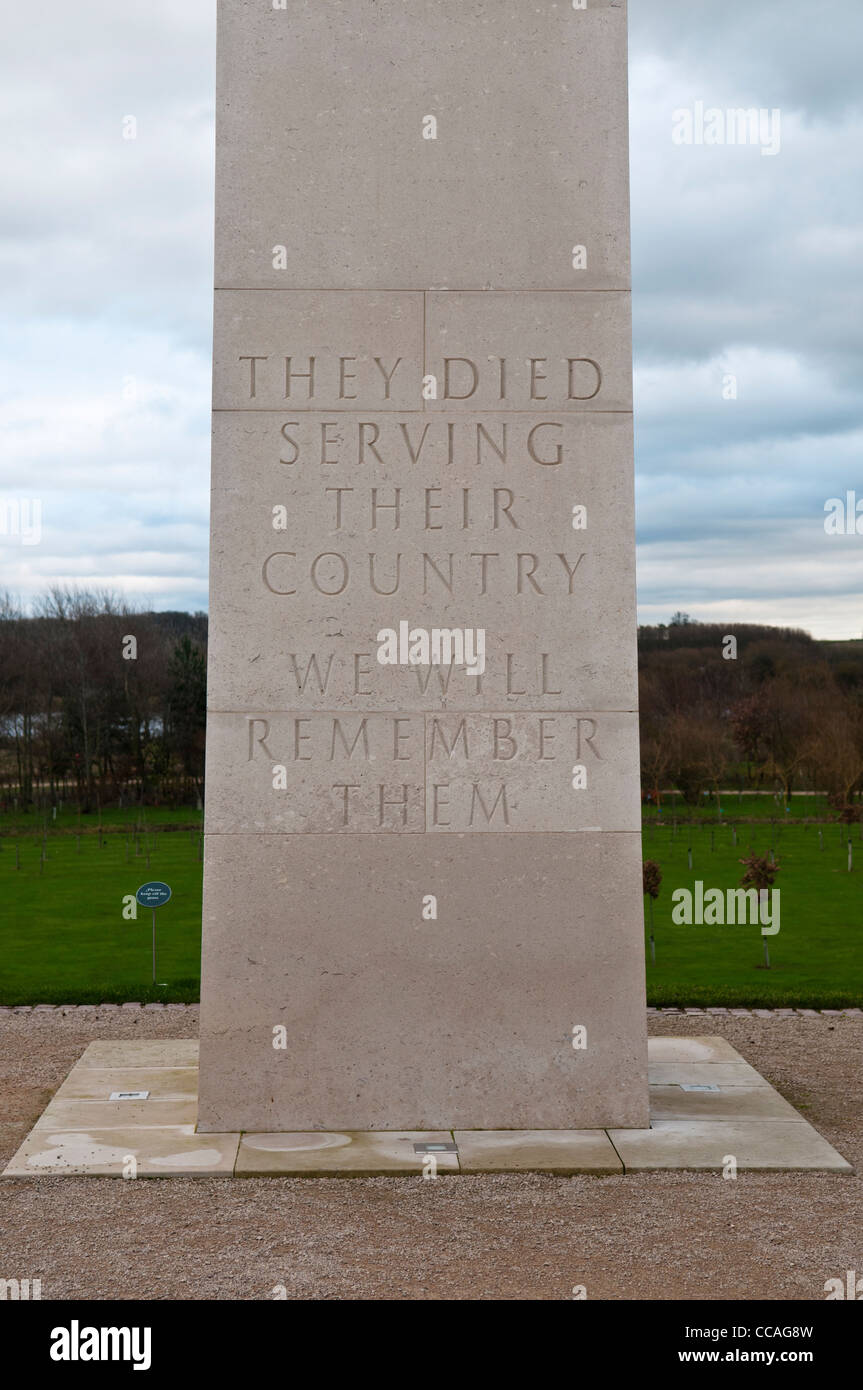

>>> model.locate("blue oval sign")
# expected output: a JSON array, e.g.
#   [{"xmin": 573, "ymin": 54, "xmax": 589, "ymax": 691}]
[{"xmin": 135, "ymin": 881, "xmax": 172, "ymax": 908}]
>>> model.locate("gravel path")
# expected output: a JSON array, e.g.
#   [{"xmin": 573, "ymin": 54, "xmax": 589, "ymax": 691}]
[{"xmin": 0, "ymin": 1008, "xmax": 860, "ymax": 1301}]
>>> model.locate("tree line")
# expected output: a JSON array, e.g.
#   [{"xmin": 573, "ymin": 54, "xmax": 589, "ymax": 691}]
[
  {"xmin": 2, "ymin": 595, "xmax": 862, "ymax": 814},
  {"xmin": 640, "ymin": 615, "xmax": 863, "ymax": 812},
  {"xmin": 0, "ymin": 590, "xmax": 207, "ymax": 812}
]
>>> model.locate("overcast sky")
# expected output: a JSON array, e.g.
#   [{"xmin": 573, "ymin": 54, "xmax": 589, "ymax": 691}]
[{"xmin": 2, "ymin": 0, "xmax": 862, "ymax": 637}]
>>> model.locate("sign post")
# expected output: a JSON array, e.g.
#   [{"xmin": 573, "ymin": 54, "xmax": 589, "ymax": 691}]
[{"xmin": 135, "ymin": 882, "xmax": 172, "ymax": 984}]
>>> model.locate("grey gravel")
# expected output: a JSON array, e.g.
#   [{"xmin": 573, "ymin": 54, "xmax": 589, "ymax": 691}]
[{"xmin": 0, "ymin": 1009, "xmax": 860, "ymax": 1301}]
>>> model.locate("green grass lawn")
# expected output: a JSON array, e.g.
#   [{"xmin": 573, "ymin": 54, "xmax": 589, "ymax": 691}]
[
  {"xmin": 0, "ymin": 821, "xmax": 203, "ymax": 1005},
  {"xmin": 0, "ymin": 806, "xmax": 861, "ymax": 1006},
  {"xmin": 642, "ymin": 818, "xmax": 863, "ymax": 1007}
]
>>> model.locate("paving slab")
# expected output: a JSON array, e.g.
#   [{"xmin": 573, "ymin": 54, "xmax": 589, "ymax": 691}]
[
  {"xmin": 609, "ymin": 1120, "xmax": 853, "ymax": 1173},
  {"xmin": 54, "ymin": 1067, "xmax": 198, "ymax": 1102},
  {"xmin": 454, "ymin": 1130, "xmax": 622, "ymax": 1174},
  {"xmin": 235, "ymin": 1131, "xmax": 459, "ymax": 1177},
  {"xmin": 646, "ymin": 1036, "xmax": 741, "ymax": 1064},
  {"xmin": 77, "ymin": 1040, "xmax": 199, "ymax": 1069},
  {"xmin": 35, "ymin": 1098, "xmax": 198, "ymax": 1129},
  {"xmin": 2, "ymin": 1126, "xmax": 239, "ymax": 1178},
  {"xmin": 648, "ymin": 1061, "xmax": 769, "ymax": 1088},
  {"xmin": 648, "ymin": 1085, "xmax": 802, "ymax": 1123}
]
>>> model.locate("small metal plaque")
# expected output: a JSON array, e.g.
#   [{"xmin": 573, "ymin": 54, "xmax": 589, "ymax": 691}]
[
  {"xmin": 109, "ymin": 1090, "xmax": 150, "ymax": 1101},
  {"xmin": 413, "ymin": 1142, "xmax": 458, "ymax": 1153},
  {"xmin": 680, "ymin": 1084, "xmax": 721, "ymax": 1093}
]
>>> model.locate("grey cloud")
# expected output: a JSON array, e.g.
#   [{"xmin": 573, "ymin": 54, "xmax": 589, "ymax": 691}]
[{"xmin": 1, "ymin": 1, "xmax": 861, "ymax": 630}]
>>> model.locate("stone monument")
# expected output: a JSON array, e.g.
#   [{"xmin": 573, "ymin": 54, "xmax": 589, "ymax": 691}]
[{"xmin": 198, "ymin": 0, "xmax": 648, "ymax": 1133}]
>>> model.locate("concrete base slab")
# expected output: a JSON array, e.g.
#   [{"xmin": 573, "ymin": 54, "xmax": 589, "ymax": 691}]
[
  {"xmin": 647, "ymin": 1061, "xmax": 769, "ymax": 1087},
  {"xmin": 646, "ymin": 1036, "xmax": 741, "ymax": 1064},
  {"xmin": 77, "ymin": 1040, "xmax": 200, "ymax": 1068},
  {"xmin": 36, "ymin": 1098, "xmax": 197, "ymax": 1129},
  {"xmin": 235, "ymin": 1131, "xmax": 459, "ymax": 1177},
  {"xmin": 1, "ymin": 1037, "xmax": 853, "ymax": 1177},
  {"xmin": 648, "ymin": 1085, "xmax": 802, "ymax": 1122},
  {"xmin": 609, "ymin": 1120, "xmax": 853, "ymax": 1172},
  {"xmin": 53, "ymin": 1067, "xmax": 198, "ymax": 1102},
  {"xmin": 3, "ymin": 1125, "xmax": 239, "ymax": 1177},
  {"xmin": 454, "ymin": 1129, "xmax": 622, "ymax": 1174}
]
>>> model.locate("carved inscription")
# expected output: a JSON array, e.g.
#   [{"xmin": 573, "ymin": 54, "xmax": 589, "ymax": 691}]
[
  {"xmin": 207, "ymin": 299, "xmax": 638, "ymax": 827},
  {"xmin": 204, "ymin": 710, "xmax": 639, "ymax": 835}
]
